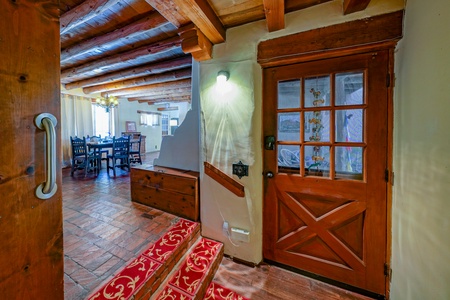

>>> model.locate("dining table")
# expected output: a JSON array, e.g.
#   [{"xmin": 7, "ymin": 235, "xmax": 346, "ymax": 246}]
[{"xmin": 87, "ymin": 141, "xmax": 113, "ymax": 168}]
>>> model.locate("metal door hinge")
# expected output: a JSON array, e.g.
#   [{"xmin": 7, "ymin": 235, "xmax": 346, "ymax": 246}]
[
  {"xmin": 384, "ymin": 263, "xmax": 392, "ymax": 281},
  {"xmin": 385, "ymin": 169, "xmax": 394, "ymax": 185}
]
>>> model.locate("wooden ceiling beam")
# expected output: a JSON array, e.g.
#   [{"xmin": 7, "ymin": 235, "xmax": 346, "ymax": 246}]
[
  {"xmin": 173, "ymin": 0, "xmax": 226, "ymax": 44},
  {"xmin": 61, "ymin": 0, "xmax": 121, "ymax": 34},
  {"xmin": 83, "ymin": 67, "xmax": 191, "ymax": 94},
  {"xmin": 61, "ymin": 36, "xmax": 182, "ymax": 83},
  {"xmin": 144, "ymin": 0, "xmax": 190, "ymax": 27},
  {"xmin": 146, "ymin": 0, "xmax": 225, "ymax": 44},
  {"xmin": 263, "ymin": 0, "xmax": 285, "ymax": 32},
  {"xmin": 64, "ymin": 56, "xmax": 192, "ymax": 90},
  {"xmin": 178, "ymin": 24, "xmax": 212, "ymax": 61},
  {"xmin": 104, "ymin": 78, "xmax": 191, "ymax": 97},
  {"xmin": 343, "ymin": 0, "xmax": 372, "ymax": 15},
  {"xmin": 61, "ymin": 12, "xmax": 169, "ymax": 62},
  {"xmin": 134, "ymin": 95, "xmax": 191, "ymax": 104},
  {"xmin": 130, "ymin": 95, "xmax": 191, "ymax": 102},
  {"xmin": 122, "ymin": 87, "xmax": 192, "ymax": 99}
]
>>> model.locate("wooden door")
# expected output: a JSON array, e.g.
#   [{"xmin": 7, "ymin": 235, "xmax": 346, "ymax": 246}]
[
  {"xmin": 0, "ymin": 1, "xmax": 63, "ymax": 298},
  {"xmin": 263, "ymin": 51, "xmax": 389, "ymax": 294}
]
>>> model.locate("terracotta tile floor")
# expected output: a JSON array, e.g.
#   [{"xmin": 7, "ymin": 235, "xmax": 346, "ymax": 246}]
[
  {"xmin": 63, "ymin": 152, "xmax": 177, "ymax": 300},
  {"xmin": 63, "ymin": 152, "xmax": 373, "ymax": 300}
]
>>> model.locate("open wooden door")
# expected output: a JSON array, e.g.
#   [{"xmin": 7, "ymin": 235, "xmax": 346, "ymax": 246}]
[
  {"xmin": 263, "ymin": 51, "xmax": 390, "ymax": 295},
  {"xmin": 0, "ymin": 1, "xmax": 63, "ymax": 298}
]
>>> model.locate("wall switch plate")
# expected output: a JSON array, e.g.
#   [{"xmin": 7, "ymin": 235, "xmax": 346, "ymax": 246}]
[
  {"xmin": 230, "ymin": 227, "xmax": 250, "ymax": 243},
  {"xmin": 222, "ymin": 221, "xmax": 229, "ymax": 236}
]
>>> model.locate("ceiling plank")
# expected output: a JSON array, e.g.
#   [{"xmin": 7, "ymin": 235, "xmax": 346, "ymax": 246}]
[
  {"xmin": 144, "ymin": 0, "xmax": 190, "ymax": 27},
  {"xmin": 64, "ymin": 56, "xmax": 192, "ymax": 90},
  {"xmin": 61, "ymin": 12, "xmax": 169, "ymax": 62},
  {"xmin": 83, "ymin": 67, "xmax": 191, "ymax": 94},
  {"xmin": 173, "ymin": 0, "xmax": 226, "ymax": 44},
  {"xmin": 343, "ymin": 0, "xmax": 372, "ymax": 15},
  {"xmin": 263, "ymin": 0, "xmax": 285, "ymax": 32},
  {"xmin": 285, "ymin": 0, "xmax": 332, "ymax": 13},
  {"xmin": 61, "ymin": 0, "xmax": 122, "ymax": 34},
  {"xmin": 104, "ymin": 78, "xmax": 191, "ymax": 97},
  {"xmin": 61, "ymin": 36, "xmax": 182, "ymax": 82}
]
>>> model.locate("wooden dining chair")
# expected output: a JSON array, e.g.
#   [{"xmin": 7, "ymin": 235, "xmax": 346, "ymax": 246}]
[
  {"xmin": 107, "ymin": 136, "xmax": 131, "ymax": 177},
  {"xmin": 70, "ymin": 136, "xmax": 101, "ymax": 177},
  {"xmin": 129, "ymin": 135, "xmax": 142, "ymax": 165}
]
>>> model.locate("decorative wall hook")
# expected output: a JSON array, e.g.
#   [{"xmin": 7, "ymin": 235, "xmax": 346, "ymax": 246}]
[{"xmin": 232, "ymin": 161, "xmax": 249, "ymax": 179}]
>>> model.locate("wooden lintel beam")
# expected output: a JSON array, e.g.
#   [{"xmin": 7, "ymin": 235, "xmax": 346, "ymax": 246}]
[
  {"xmin": 64, "ymin": 56, "xmax": 192, "ymax": 90},
  {"xmin": 61, "ymin": 36, "xmax": 182, "ymax": 82},
  {"xmin": 343, "ymin": 0, "xmax": 372, "ymax": 15},
  {"xmin": 258, "ymin": 10, "xmax": 404, "ymax": 67},
  {"xmin": 178, "ymin": 24, "xmax": 212, "ymax": 61},
  {"xmin": 173, "ymin": 0, "xmax": 226, "ymax": 44},
  {"xmin": 61, "ymin": 0, "xmax": 121, "ymax": 34},
  {"xmin": 83, "ymin": 67, "xmax": 191, "ymax": 94},
  {"xmin": 263, "ymin": 0, "xmax": 285, "ymax": 32},
  {"xmin": 61, "ymin": 12, "xmax": 168, "ymax": 62},
  {"xmin": 104, "ymin": 78, "xmax": 191, "ymax": 97}
]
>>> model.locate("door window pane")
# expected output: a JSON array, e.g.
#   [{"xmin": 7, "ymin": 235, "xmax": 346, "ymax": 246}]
[
  {"xmin": 278, "ymin": 112, "xmax": 300, "ymax": 142},
  {"xmin": 305, "ymin": 145, "xmax": 330, "ymax": 177},
  {"xmin": 305, "ymin": 75, "xmax": 330, "ymax": 107},
  {"xmin": 305, "ymin": 110, "xmax": 330, "ymax": 142},
  {"xmin": 335, "ymin": 72, "xmax": 364, "ymax": 106},
  {"xmin": 335, "ymin": 146, "xmax": 363, "ymax": 180},
  {"xmin": 278, "ymin": 145, "xmax": 300, "ymax": 173},
  {"xmin": 278, "ymin": 80, "xmax": 301, "ymax": 109},
  {"xmin": 335, "ymin": 109, "xmax": 363, "ymax": 142}
]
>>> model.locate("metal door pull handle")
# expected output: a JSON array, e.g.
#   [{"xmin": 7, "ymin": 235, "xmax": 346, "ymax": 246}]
[{"xmin": 34, "ymin": 113, "xmax": 58, "ymax": 200}]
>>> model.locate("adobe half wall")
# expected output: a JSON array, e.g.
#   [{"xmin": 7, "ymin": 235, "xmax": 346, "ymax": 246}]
[{"xmin": 199, "ymin": 0, "xmax": 404, "ymax": 264}]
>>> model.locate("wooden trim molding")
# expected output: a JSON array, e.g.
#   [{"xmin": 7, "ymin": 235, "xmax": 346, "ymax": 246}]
[
  {"xmin": 204, "ymin": 162, "xmax": 245, "ymax": 197},
  {"xmin": 257, "ymin": 10, "xmax": 404, "ymax": 67}
]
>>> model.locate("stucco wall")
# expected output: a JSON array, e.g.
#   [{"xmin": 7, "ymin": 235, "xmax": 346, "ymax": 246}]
[
  {"xmin": 391, "ymin": 0, "xmax": 450, "ymax": 298},
  {"xmin": 199, "ymin": 0, "xmax": 404, "ymax": 264}
]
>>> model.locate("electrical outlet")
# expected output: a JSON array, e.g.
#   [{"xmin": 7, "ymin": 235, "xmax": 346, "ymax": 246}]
[
  {"xmin": 222, "ymin": 221, "xmax": 229, "ymax": 236},
  {"xmin": 230, "ymin": 227, "xmax": 250, "ymax": 243}
]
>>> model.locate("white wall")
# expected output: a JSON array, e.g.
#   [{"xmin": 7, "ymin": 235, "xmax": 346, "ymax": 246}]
[
  {"xmin": 117, "ymin": 99, "xmax": 191, "ymax": 153},
  {"xmin": 391, "ymin": 0, "xmax": 450, "ymax": 299},
  {"xmin": 199, "ymin": 0, "xmax": 404, "ymax": 264}
]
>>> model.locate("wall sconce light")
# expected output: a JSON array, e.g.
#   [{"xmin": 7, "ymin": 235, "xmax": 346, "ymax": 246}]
[{"xmin": 217, "ymin": 70, "xmax": 229, "ymax": 84}]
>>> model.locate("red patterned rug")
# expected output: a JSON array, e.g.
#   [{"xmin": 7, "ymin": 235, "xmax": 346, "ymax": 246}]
[{"xmin": 88, "ymin": 218, "xmax": 198, "ymax": 300}]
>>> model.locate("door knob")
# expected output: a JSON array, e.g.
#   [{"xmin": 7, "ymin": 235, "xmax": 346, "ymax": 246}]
[{"xmin": 266, "ymin": 171, "xmax": 274, "ymax": 178}]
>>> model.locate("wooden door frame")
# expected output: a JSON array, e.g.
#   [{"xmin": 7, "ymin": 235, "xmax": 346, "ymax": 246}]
[{"xmin": 258, "ymin": 11, "xmax": 403, "ymax": 298}]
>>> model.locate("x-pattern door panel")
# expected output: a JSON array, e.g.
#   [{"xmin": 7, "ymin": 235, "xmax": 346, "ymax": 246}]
[{"xmin": 263, "ymin": 51, "xmax": 389, "ymax": 294}]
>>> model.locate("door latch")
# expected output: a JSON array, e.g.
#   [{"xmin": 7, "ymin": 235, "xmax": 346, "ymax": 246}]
[{"xmin": 264, "ymin": 135, "xmax": 275, "ymax": 150}]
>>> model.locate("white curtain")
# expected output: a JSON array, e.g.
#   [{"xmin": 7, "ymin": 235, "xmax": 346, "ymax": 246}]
[{"xmin": 60, "ymin": 94, "xmax": 94, "ymax": 168}]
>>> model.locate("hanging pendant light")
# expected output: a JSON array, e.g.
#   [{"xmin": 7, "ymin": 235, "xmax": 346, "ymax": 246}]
[{"xmin": 96, "ymin": 94, "xmax": 119, "ymax": 112}]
